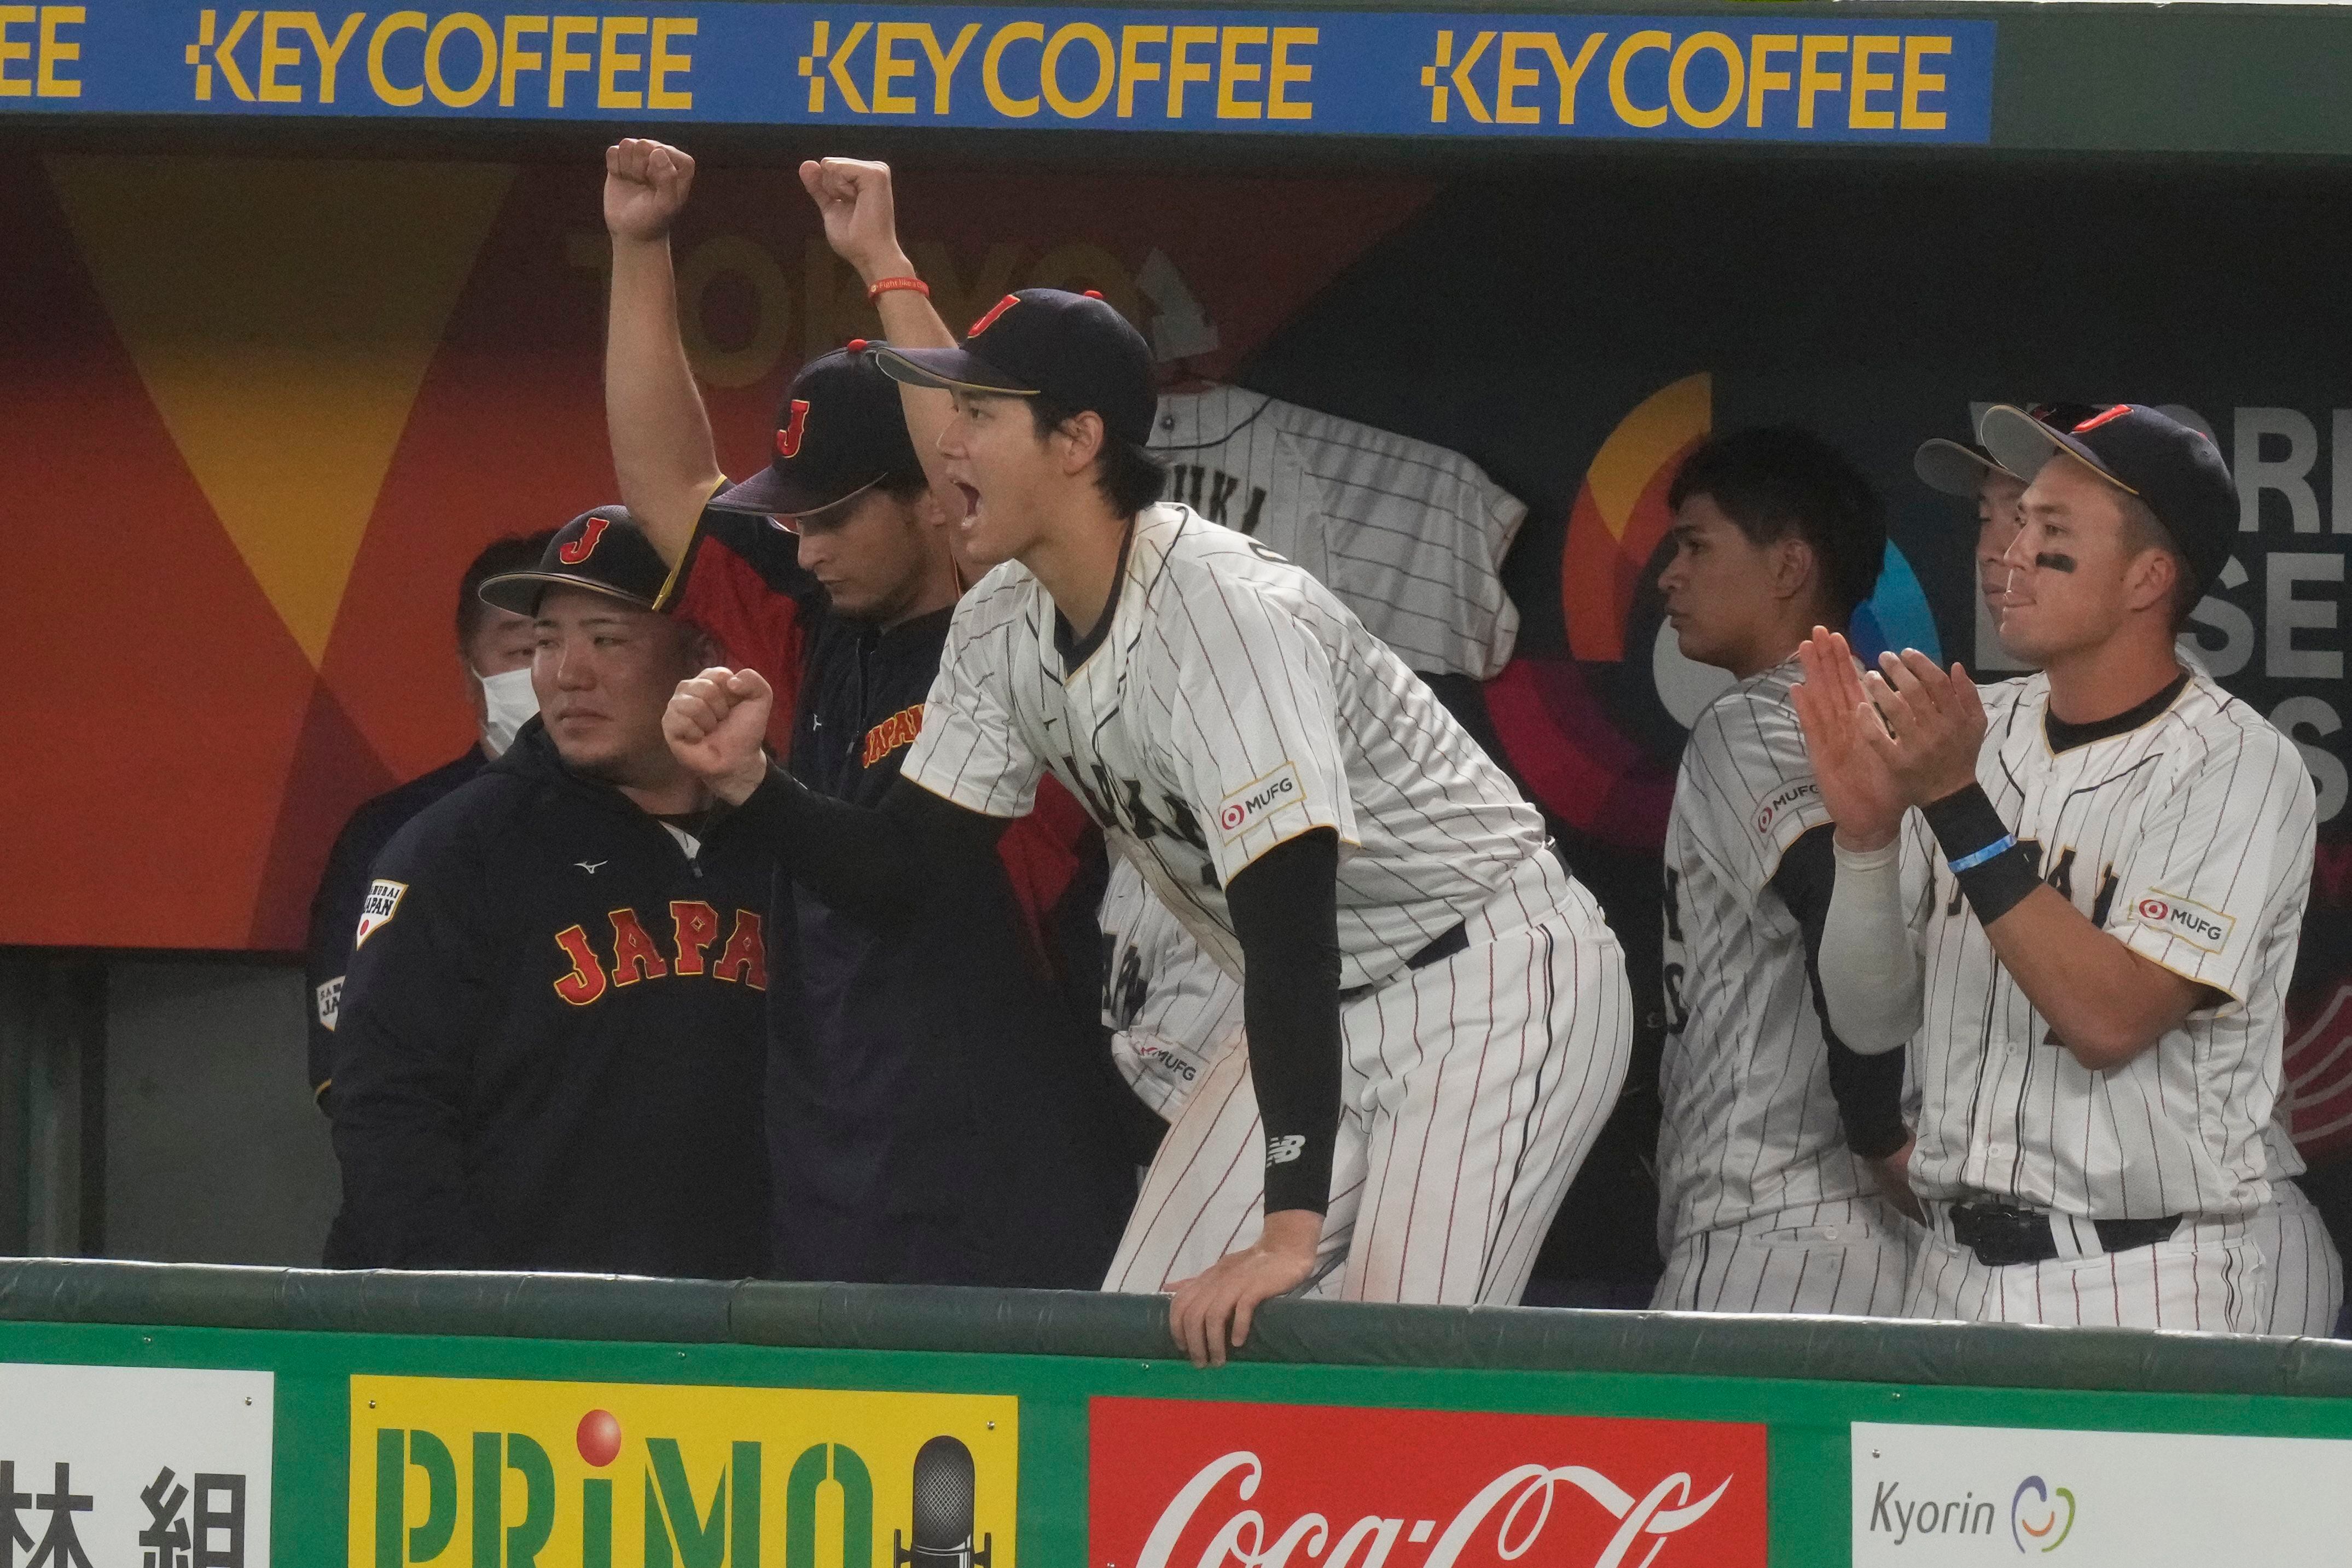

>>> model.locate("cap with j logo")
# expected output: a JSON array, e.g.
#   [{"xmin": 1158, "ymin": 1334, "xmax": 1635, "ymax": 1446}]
[
  {"xmin": 872, "ymin": 287, "xmax": 1156, "ymax": 448},
  {"xmin": 709, "ymin": 344, "xmax": 926, "ymax": 519},
  {"xmin": 477, "ymin": 506, "xmax": 677, "ymax": 614}
]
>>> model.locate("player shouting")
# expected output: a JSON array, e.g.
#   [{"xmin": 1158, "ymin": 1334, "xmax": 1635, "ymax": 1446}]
[
  {"xmin": 1796, "ymin": 404, "xmax": 2316, "ymax": 1330},
  {"xmin": 662, "ymin": 165, "xmax": 1631, "ymax": 1365}
]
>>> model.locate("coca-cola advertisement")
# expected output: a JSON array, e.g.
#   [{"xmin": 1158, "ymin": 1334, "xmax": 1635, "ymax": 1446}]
[{"xmin": 1088, "ymin": 1397, "xmax": 1766, "ymax": 1568}]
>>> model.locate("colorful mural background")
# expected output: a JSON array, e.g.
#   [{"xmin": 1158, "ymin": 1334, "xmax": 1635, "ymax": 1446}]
[{"xmin": 5, "ymin": 148, "xmax": 2350, "ymax": 1166}]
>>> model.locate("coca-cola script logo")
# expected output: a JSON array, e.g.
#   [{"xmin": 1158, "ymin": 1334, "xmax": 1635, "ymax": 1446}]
[{"xmin": 1089, "ymin": 1399, "xmax": 1766, "ymax": 1568}]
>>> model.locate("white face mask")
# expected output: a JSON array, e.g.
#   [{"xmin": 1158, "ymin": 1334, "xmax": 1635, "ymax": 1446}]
[{"xmin": 474, "ymin": 665, "xmax": 539, "ymax": 757}]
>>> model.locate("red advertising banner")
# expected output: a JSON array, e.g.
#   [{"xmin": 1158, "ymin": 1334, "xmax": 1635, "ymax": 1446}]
[{"xmin": 1087, "ymin": 1397, "xmax": 1766, "ymax": 1568}]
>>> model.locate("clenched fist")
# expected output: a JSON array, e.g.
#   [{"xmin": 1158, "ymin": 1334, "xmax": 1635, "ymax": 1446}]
[
  {"xmin": 606, "ymin": 138, "xmax": 695, "ymax": 244},
  {"xmin": 665, "ymin": 666, "xmax": 771, "ymax": 805},
  {"xmin": 800, "ymin": 156, "xmax": 911, "ymax": 284}
]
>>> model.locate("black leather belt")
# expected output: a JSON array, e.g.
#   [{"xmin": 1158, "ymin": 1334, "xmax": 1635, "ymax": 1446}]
[
  {"xmin": 1339, "ymin": 921, "xmax": 1469, "ymax": 1004},
  {"xmin": 1947, "ymin": 1200, "xmax": 2181, "ymax": 1268}
]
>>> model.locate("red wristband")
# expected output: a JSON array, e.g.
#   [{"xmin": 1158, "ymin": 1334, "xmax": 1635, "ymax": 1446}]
[{"xmin": 866, "ymin": 276, "xmax": 928, "ymax": 300}]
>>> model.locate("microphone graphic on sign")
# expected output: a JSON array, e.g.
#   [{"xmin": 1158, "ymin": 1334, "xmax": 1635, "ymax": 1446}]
[{"xmin": 896, "ymin": 1436, "xmax": 991, "ymax": 1568}]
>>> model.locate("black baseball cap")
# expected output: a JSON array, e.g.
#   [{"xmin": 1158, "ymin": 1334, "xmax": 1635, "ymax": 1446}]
[
  {"xmin": 1914, "ymin": 403, "xmax": 2102, "ymax": 498},
  {"xmin": 872, "ymin": 288, "xmax": 1155, "ymax": 447},
  {"xmin": 710, "ymin": 345, "xmax": 924, "ymax": 518},
  {"xmin": 478, "ymin": 507, "xmax": 678, "ymax": 615},
  {"xmin": 1979, "ymin": 403, "xmax": 2238, "ymax": 594}
]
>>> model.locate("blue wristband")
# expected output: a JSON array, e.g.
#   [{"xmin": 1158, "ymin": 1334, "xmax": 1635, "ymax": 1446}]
[{"xmin": 1948, "ymin": 833, "xmax": 2018, "ymax": 873}]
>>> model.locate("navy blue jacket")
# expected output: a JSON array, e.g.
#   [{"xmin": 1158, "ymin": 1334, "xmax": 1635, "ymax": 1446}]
[
  {"xmin": 677, "ymin": 508, "xmax": 1134, "ymax": 1288},
  {"xmin": 327, "ymin": 719, "xmax": 773, "ymax": 1277},
  {"xmin": 305, "ymin": 748, "xmax": 485, "ymax": 1108}
]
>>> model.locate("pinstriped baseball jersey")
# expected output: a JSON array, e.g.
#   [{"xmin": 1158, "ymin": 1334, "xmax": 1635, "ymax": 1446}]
[
  {"xmin": 1100, "ymin": 856, "xmax": 1242, "ymax": 1122},
  {"xmin": 901, "ymin": 502, "xmax": 1546, "ymax": 991},
  {"xmin": 1148, "ymin": 387, "xmax": 1527, "ymax": 681},
  {"xmin": 1898, "ymin": 667, "xmax": 2317, "ymax": 1220},
  {"xmin": 1657, "ymin": 659, "xmax": 1880, "ymax": 1249}
]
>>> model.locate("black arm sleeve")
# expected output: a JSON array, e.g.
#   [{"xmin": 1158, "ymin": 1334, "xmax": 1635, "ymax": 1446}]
[
  {"xmin": 1224, "ymin": 828, "xmax": 1344, "ymax": 1217},
  {"xmin": 1770, "ymin": 824, "xmax": 1909, "ymax": 1161},
  {"xmin": 733, "ymin": 765, "xmax": 1009, "ymax": 927}
]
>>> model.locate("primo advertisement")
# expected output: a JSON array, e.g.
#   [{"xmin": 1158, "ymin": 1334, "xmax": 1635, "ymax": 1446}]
[{"xmin": 351, "ymin": 1376, "xmax": 1017, "ymax": 1568}]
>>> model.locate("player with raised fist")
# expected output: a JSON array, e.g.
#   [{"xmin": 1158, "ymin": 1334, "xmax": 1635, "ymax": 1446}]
[{"xmin": 663, "ymin": 155, "xmax": 1633, "ymax": 1366}]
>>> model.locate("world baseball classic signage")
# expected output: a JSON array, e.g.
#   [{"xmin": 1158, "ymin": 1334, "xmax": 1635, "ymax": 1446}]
[
  {"xmin": 1087, "ymin": 1396, "xmax": 1766, "ymax": 1568},
  {"xmin": 2, "ymin": 1, "xmax": 1994, "ymax": 142}
]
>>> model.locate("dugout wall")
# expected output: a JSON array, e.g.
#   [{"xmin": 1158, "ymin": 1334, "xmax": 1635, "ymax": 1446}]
[{"xmin": 8, "ymin": 1256, "xmax": 2352, "ymax": 1563}]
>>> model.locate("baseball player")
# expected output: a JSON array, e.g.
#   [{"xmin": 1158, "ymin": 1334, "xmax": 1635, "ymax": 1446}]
[
  {"xmin": 1650, "ymin": 427, "xmax": 1917, "ymax": 1316},
  {"xmin": 305, "ymin": 529, "xmax": 550, "ymax": 1126},
  {"xmin": 601, "ymin": 139, "xmax": 1134, "ymax": 1288},
  {"xmin": 661, "ymin": 165, "xmax": 1633, "ymax": 1366},
  {"xmin": 1918, "ymin": 409, "xmax": 2343, "ymax": 1337},
  {"xmin": 1105, "ymin": 392, "xmax": 1528, "ymax": 1141},
  {"xmin": 1797, "ymin": 404, "xmax": 2317, "ymax": 1331},
  {"xmin": 329, "ymin": 511, "xmax": 773, "ymax": 1276},
  {"xmin": 1914, "ymin": 403, "xmax": 2099, "ymax": 664},
  {"xmin": 1100, "ymin": 856, "xmax": 1244, "ymax": 1131}
]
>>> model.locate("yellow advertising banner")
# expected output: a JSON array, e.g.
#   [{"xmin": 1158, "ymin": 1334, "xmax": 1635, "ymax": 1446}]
[{"xmin": 349, "ymin": 1375, "xmax": 1018, "ymax": 1568}]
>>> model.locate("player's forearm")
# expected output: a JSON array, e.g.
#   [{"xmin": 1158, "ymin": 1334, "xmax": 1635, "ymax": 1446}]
[
  {"xmin": 606, "ymin": 234, "xmax": 725, "ymax": 566},
  {"xmin": 1819, "ymin": 836, "xmax": 1925, "ymax": 1052},
  {"xmin": 733, "ymin": 765, "xmax": 1006, "ymax": 927},
  {"xmin": 1774, "ymin": 827, "xmax": 1910, "ymax": 1151},
  {"xmin": 1226, "ymin": 830, "xmax": 1344, "ymax": 1217},
  {"xmin": 864, "ymin": 260, "xmax": 959, "ymax": 491},
  {"xmin": 1979, "ymin": 890, "xmax": 2201, "ymax": 1071},
  {"xmin": 1922, "ymin": 783, "xmax": 2200, "ymax": 1071}
]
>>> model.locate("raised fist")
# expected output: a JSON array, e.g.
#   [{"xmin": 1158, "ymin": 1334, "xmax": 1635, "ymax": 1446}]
[
  {"xmin": 799, "ymin": 156, "xmax": 910, "ymax": 283},
  {"xmin": 605, "ymin": 138, "xmax": 695, "ymax": 243}
]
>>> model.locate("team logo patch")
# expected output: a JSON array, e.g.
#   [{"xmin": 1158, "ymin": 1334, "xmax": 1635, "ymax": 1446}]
[
  {"xmin": 1217, "ymin": 762, "xmax": 1303, "ymax": 842},
  {"xmin": 2133, "ymin": 890, "xmax": 2234, "ymax": 954},
  {"xmin": 862, "ymin": 702, "xmax": 925, "ymax": 768},
  {"xmin": 353, "ymin": 879, "xmax": 407, "ymax": 948},
  {"xmin": 557, "ymin": 515, "xmax": 609, "ymax": 564},
  {"xmin": 776, "ymin": 398, "xmax": 810, "ymax": 458},
  {"xmin": 1753, "ymin": 779, "xmax": 1820, "ymax": 835},
  {"xmin": 315, "ymin": 974, "xmax": 342, "ymax": 1031}
]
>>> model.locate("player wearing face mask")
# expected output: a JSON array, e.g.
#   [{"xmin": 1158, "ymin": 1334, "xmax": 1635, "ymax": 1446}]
[
  {"xmin": 474, "ymin": 661, "xmax": 540, "ymax": 755},
  {"xmin": 304, "ymin": 530, "xmax": 555, "ymax": 1136}
]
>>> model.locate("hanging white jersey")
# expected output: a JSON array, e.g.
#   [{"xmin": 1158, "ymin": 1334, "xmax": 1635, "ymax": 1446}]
[
  {"xmin": 1100, "ymin": 856, "xmax": 1242, "ymax": 1121},
  {"xmin": 902, "ymin": 502, "xmax": 1545, "ymax": 991},
  {"xmin": 1657, "ymin": 659, "xmax": 1877, "ymax": 1246},
  {"xmin": 1898, "ymin": 668, "xmax": 2316, "ymax": 1220},
  {"xmin": 1149, "ymin": 386, "xmax": 1526, "ymax": 680}
]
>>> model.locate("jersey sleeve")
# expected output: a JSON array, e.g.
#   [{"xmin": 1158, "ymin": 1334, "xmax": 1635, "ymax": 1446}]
[
  {"xmin": 1159, "ymin": 579, "xmax": 1356, "ymax": 886},
  {"xmin": 901, "ymin": 583, "xmax": 1046, "ymax": 818},
  {"xmin": 302, "ymin": 804, "xmax": 382, "ymax": 1106},
  {"xmin": 1683, "ymin": 693, "xmax": 1834, "ymax": 903},
  {"xmin": 2111, "ymin": 723, "xmax": 2318, "ymax": 1004}
]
